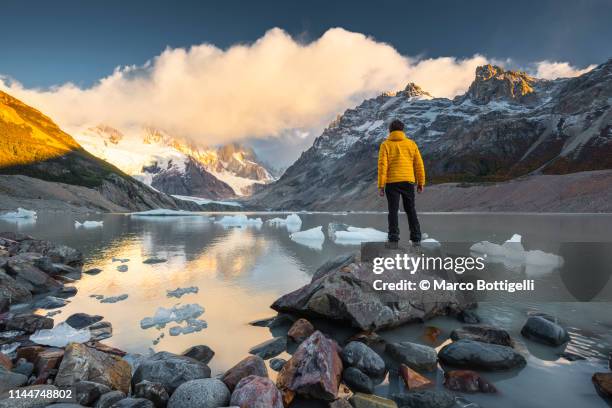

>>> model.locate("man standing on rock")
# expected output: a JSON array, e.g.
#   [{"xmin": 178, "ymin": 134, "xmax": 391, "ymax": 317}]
[{"xmin": 377, "ymin": 119, "xmax": 426, "ymax": 246}]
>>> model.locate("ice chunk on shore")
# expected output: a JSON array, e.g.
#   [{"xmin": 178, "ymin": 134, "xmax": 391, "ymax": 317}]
[
  {"xmin": 328, "ymin": 223, "xmax": 387, "ymax": 244},
  {"xmin": 75, "ymin": 220, "xmax": 104, "ymax": 228},
  {"xmin": 215, "ymin": 214, "xmax": 263, "ymax": 227},
  {"xmin": 29, "ymin": 322, "xmax": 91, "ymax": 347},
  {"xmin": 290, "ymin": 226, "xmax": 325, "ymax": 250},
  {"xmin": 470, "ymin": 234, "xmax": 564, "ymax": 274},
  {"xmin": 167, "ymin": 286, "xmax": 199, "ymax": 298},
  {"xmin": 0, "ymin": 208, "xmax": 37, "ymax": 219},
  {"xmin": 168, "ymin": 318, "xmax": 208, "ymax": 336},
  {"xmin": 131, "ymin": 209, "xmax": 201, "ymax": 217},
  {"xmin": 140, "ymin": 303, "xmax": 205, "ymax": 329}
]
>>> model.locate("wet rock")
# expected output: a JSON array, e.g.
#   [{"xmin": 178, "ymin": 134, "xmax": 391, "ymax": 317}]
[
  {"xmin": 35, "ymin": 296, "xmax": 69, "ymax": 309},
  {"xmin": 450, "ymin": 325, "xmax": 513, "ymax": 347},
  {"xmin": 86, "ymin": 342, "xmax": 127, "ymax": 358},
  {"xmin": 6, "ymin": 314, "xmax": 53, "ymax": 333},
  {"xmin": 386, "ymin": 342, "xmax": 438, "ymax": 372},
  {"xmin": 133, "ymin": 381, "xmax": 169, "ymax": 408},
  {"xmin": 13, "ymin": 237, "xmax": 82, "ymax": 266},
  {"xmin": 131, "ymin": 351, "xmax": 210, "ymax": 394},
  {"xmin": 142, "ymin": 258, "xmax": 167, "ymax": 265},
  {"xmin": 287, "ymin": 318, "xmax": 315, "ymax": 343},
  {"xmin": 520, "ymin": 316, "xmax": 570, "ymax": 346},
  {"xmin": 268, "ymin": 313, "xmax": 296, "ymax": 328},
  {"xmin": 58, "ymin": 286, "xmax": 78, "ymax": 298},
  {"xmin": 89, "ymin": 321, "xmax": 113, "ymax": 342},
  {"xmin": 221, "ymin": 355, "xmax": 267, "ymax": 391},
  {"xmin": 84, "ymin": 268, "xmax": 103, "ymax": 275},
  {"xmin": 0, "ymin": 367, "xmax": 28, "ymax": 393},
  {"xmin": 66, "ymin": 313, "xmax": 103, "ymax": 329},
  {"xmin": 33, "ymin": 347, "xmax": 64, "ymax": 376},
  {"xmin": 272, "ymin": 249, "xmax": 473, "ymax": 331},
  {"xmin": 277, "ymin": 331, "xmax": 343, "ymax": 403},
  {"xmin": 16, "ymin": 345, "xmax": 47, "ymax": 362},
  {"xmin": 167, "ymin": 379, "xmax": 230, "ymax": 408},
  {"xmin": 55, "ymin": 343, "xmax": 132, "ymax": 394},
  {"xmin": 346, "ymin": 331, "xmax": 386, "ymax": 353},
  {"xmin": 329, "ymin": 399, "xmax": 353, "ymax": 408},
  {"xmin": 350, "ymin": 393, "xmax": 398, "ymax": 408},
  {"xmin": 248, "ymin": 337, "xmax": 286, "ymax": 359},
  {"xmin": 343, "ymin": 367, "xmax": 373, "ymax": 394},
  {"xmin": 457, "ymin": 310, "xmax": 480, "ymax": 324},
  {"xmin": 438, "ymin": 339, "xmax": 526, "ymax": 371},
  {"xmin": 94, "ymin": 391, "xmax": 126, "ymax": 408},
  {"xmin": 110, "ymin": 398, "xmax": 154, "ymax": 408},
  {"xmin": 399, "ymin": 364, "xmax": 433, "ymax": 390},
  {"xmin": 116, "ymin": 265, "xmax": 128, "ymax": 273},
  {"xmin": 443, "ymin": 370, "xmax": 496, "ymax": 393},
  {"xmin": 0, "ymin": 384, "xmax": 59, "ymax": 408},
  {"xmin": 181, "ymin": 345, "xmax": 214, "ymax": 365},
  {"xmin": 311, "ymin": 253, "xmax": 356, "ymax": 282},
  {"xmin": 75, "ymin": 380, "xmax": 111, "ymax": 406},
  {"xmin": 269, "ymin": 357, "xmax": 287, "ymax": 372},
  {"xmin": 341, "ymin": 341, "xmax": 385, "ymax": 379},
  {"xmin": 248, "ymin": 316, "xmax": 276, "ymax": 327},
  {"xmin": 0, "ymin": 269, "xmax": 32, "ymax": 304},
  {"xmin": 592, "ymin": 372, "xmax": 612, "ymax": 401},
  {"xmin": 230, "ymin": 375, "xmax": 284, "ymax": 408},
  {"xmin": 6, "ymin": 256, "xmax": 55, "ymax": 288},
  {"xmin": 392, "ymin": 390, "xmax": 455, "ymax": 408},
  {"xmin": 12, "ymin": 359, "xmax": 34, "ymax": 377}
]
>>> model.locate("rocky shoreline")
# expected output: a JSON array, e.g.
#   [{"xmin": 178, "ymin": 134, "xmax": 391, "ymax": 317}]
[{"xmin": 1, "ymin": 235, "xmax": 611, "ymax": 407}]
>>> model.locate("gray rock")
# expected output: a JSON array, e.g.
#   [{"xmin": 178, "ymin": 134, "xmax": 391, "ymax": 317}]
[
  {"xmin": 0, "ymin": 367, "xmax": 28, "ymax": 393},
  {"xmin": 75, "ymin": 381, "xmax": 111, "ymax": 406},
  {"xmin": 110, "ymin": 398, "xmax": 153, "ymax": 408},
  {"xmin": 267, "ymin": 313, "xmax": 296, "ymax": 328},
  {"xmin": 0, "ymin": 384, "xmax": 58, "ymax": 408},
  {"xmin": 12, "ymin": 359, "xmax": 34, "ymax": 377},
  {"xmin": 329, "ymin": 399, "xmax": 353, "ymax": 408},
  {"xmin": 248, "ymin": 337, "xmax": 286, "ymax": 360},
  {"xmin": 167, "ymin": 379, "xmax": 230, "ymax": 408},
  {"xmin": 35, "ymin": 296, "xmax": 69, "ymax": 309},
  {"xmin": 66, "ymin": 313, "xmax": 103, "ymax": 329},
  {"xmin": 83, "ymin": 268, "xmax": 103, "ymax": 275},
  {"xmin": 311, "ymin": 253, "xmax": 356, "ymax": 282},
  {"xmin": 248, "ymin": 317, "xmax": 275, "ymax": 327},
  {"xmin": 221, "ymin": 355, "xmax": 268, "ymax": 392},
  {"xmin": 6, "ymin": 314, "xmax": 54, "ymax": 333},
  {"xmin": 269, "ymin": 357, "xmax": 287, "ymax": 372},
  {"xmin": 438, "ymin": 339, "xmax": 526, "ymax": 371},
  {"xmin": 520, "ymin": 316, "xmax": 570, "ymax": 346},
  {"xmin": 131, "ymin": 352, "xmax": 211, "ymax": 394},
  {"xmin": 116, "ymin": 265, "xmax": 128, "ymax": 273},
  {"xmin": 88, "ymin": 321, "xmax": 113, "ymax": 341},
  {"xmin": 392, "ymin": 390, "xmax": 456, "ymax": 408},
  {"xmin": 457, "ymin": 310, "xmax": 480, "ymax": 324},
  {"xmin": 133, "ymin": 381, "xmax": 169, "ymax": 408},
  {"xmin": 342, "ymin": 341, "xmax": 386, "ymax": 379},
  {"xmin": 142, "ymin": 258, "xmax": 167, "ymax": 265},
  {"xmin": 0, "ymin": 269, "xmax": 32, "ymax": 305},
  {"xmin": 450, "ymin": 325, "xmax": 513, "ymax": 347},
  {"xmin": 180, "ymin": 345, "xmax": 214, "ymax": 365},
  {"xmin": 386, "ymin": 342, "xmax": 438, "ymax": 372},
  {"xmin": 94, "ymin": 391, "xmax": 125, "ymax": 408},
  {"xmin": 342, "ymin": 367, "xmax": 374, "ymax": 394}
]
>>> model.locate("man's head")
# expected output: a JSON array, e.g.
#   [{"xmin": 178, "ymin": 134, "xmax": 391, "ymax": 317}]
[{"xmin": 389, "ymin": 119, "xmax": 404, "ymax": 132}]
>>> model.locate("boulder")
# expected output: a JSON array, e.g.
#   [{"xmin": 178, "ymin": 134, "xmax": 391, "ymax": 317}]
[
  {"xmin": 342, "ymin": 367, "xmax": 374, "ymax": 394},
  {"xmin": 0, "ymin": 384, "xmax": 59, "ymax": 408},
  {"xmin": 110, "ymin": 398, "xmax": 154, "ymax": 408},
  {"xmin": 386, "ymin": 342, "xmax": 438, "ymax": 372},
  {"xmin": 438, "ymin": 339, "xmax": 526, "ymax": 371},
  {"xmin": 520, "ymin": 316, "xmax": 570, "ymax": 346},
  {"xmin": 311, "ymin": 253, "xmax": 356, "ymax": 282},
  {"xmin": 230, "ymin": 375, "xmax": 284, "ymax": 408},
  {"xmin": 66, "ymin": 313, "xmax": 104, "ymax": 329},
  {"xmin": 5, "ymin": 255, "xmax": 62, "ymax": 293},
  {"xmin": 399, "ymin": 364, "xmax": 433, "ymax": 390},
  {"xmin": 6, "ymin": 314, "xmax": 53, "ymax": 333},
  {"xmin": 94, "ymin": 391, "xmax": 125, "ymax": 408},
  {"xmin": 443, "ymin": 370, "xmax": 497, "ymax": 393},
  {"xmin": 0, "ymin": 367, "xmax": 28, "ymax": 393},
  {"xmin": 133, "ymin": 381, "xmax": 169, "ymax": 408},
  {"xmin": 131, "ymin": 352, "xmax": 210, "ymax": 394},
  {"xmin": 75, "ymin": 381, "xmax": 111, "ymax": 406},
  {"xmin": 341, "ymin": 341, "xmax": 385, "ymax": 379},
  {"xmin": 35, "ymin": 295, "xmax": 69, "ymax": 309},
  {"xmin": 248, "ymin": 337, "xmax": 286, "ymax": 360},
  {"xmin": 55, "ymin": 343, "xmax": 132, "ymax": 394},
  {"xmin": 0, "ymin": 269, "xmax": 32, "ymax": 304},
  {"xmin": 350, "ymin": 393, "xmax": 398, "ymax": 408},
  {"xmin": 10, "ymin": 237, "xmax": 82, "ymax": 266},
  {"xmin": 167, "ymin": 379, "xmax": 230, "ymax": 408},
  {"xmin": 12, "ymin": 359, "xmax": 34, "ymax": 377},
  {"xmin": 329, "ymin": 399, "xmax": 353, "ymax": 408},
  {"xmin": 450, "ymin": 325, "xmax": 514, "ymax": 347},
  {"xmin": 457, "ymin": 310, "xmax": 480, "ymax": 324},
  {"xmin": 392, "ymin": 390, "xmax": 455, "ymax": 408},
  {"xmin": 269, "ymin": 358, "xmax": 287, "ymax": 372},
  {"xmin": 592, "ymin": 372, "xmax": 612, "ymax": 401},
  {"xmin": 180, "ymin": 345, "xmax": 214, "ymax": 365},
  {"xmin": 272, "ymin": 250, "xmax": 473, "ymax": 331},
  {"xmin": 221, "ymin": 355, "xmax": 268, "ymax": 392},
  {"xmin": 345, "ymin": 331, "xmax": 386, "ymax": 353},
  {"xmin": 33, "ymin": 347, "xmax": 64, "ymax": 376},
  {"xmin": 287, "ymin": 318, "xmax": 315, "ymax": 343},
  {"xmin": 277, "ymin": 331, "xmax": 343, "ymax": 403}
]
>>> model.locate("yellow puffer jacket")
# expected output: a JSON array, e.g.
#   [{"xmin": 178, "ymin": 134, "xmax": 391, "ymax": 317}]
[{"xmin": 377, "ymin": 130, "xmax": 426, "ymax": 188}]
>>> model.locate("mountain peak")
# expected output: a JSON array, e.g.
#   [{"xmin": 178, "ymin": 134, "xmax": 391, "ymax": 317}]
[
  {"xmin": 466, "ymin": 64, "xmax": 538, "ymax": 104},
  {"xmin": 400, "ymin": 82, "xmax": 433, "ymax": 99}
]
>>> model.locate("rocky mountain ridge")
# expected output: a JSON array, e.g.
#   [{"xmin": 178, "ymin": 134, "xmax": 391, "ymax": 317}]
[{"xmin": 250, "ymin": 59, "xmax": 612, "ymax": 210}]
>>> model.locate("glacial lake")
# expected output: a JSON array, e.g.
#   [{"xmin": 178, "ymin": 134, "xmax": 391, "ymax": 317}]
[{"xmin": 2, "ymin": 211, "xmax": 612, "ymax": 408}]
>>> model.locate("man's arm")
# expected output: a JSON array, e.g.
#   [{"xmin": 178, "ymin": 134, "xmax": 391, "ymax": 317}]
[
  {"xmin": 413, "ymin": 143, "xmax": 426, "ymax": 192},
  {"xmin": 377, "ymin": 143, "xmax": 388, "ymax": 195}
]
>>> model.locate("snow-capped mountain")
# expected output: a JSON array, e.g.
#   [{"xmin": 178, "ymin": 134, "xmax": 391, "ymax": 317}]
[
  {"xmin": 74, "ymin": 126, "xmax": 274, "ymax": 199},
  {"xmin": 250, "ymin": 60, "xmax": 612, "ymax": 210}
]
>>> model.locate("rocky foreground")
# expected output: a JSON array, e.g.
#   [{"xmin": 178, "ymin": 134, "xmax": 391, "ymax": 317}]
[{"xmin": 1, "ymin": 236, "xmax": 611, "ymax": 408}]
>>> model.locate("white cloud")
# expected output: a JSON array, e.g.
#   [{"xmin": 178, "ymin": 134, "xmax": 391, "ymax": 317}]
[{"xmin": 534, "ymin": 61, "xmax": 596, "ymax": 80}]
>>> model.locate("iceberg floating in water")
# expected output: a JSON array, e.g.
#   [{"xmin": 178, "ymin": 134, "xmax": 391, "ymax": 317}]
[
  {"xmin": 0, "ymin": 208, "xmax": 37, "ymax": 220},
  {"xmin": 140, "ymin": 303, "xmax": 205, "ymax": 329},
  {"xmin": 75, "ymin": 220, "xmax": 104, "ymax": 228},
  {"xmin": 29, "ymin": 322, "xmax": 91, "ymax": 347},
  {"xmin": 290, "ymin": 226, "xmax": 325, "ymax": 250},
  {"xmin": 215, "ymin": 214, "xmax": 263, "ymax": 227},
  {"xmin": 266, "ymin": 214, "xmax": 302, "ymax": 232},
  {"xmin": 167, "ymin": 286, "xmax": 199, "ymax": 298},
  {"xmin": 470, "ymin": 234, "xmax": 564, "ymax": 274},
  {"xmin": 99, "ymin": 294, "xmax": 129, "ymax": 303},
  {"xmin": 168, "ymin": 318, "xmax": 208, "ymax": 336},
  {"xmin": 421, "ymin": 233, "xmax": 442, "ymax": 249},
  {"xmin": 131, "ymin": 209, "xmax": 201, "ymax": 217},
  {"xmin": 328, "ymin": 223, "xmax": 387, "ymax": 245}
]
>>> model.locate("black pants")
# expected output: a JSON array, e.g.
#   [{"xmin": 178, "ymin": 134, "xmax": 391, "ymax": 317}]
[{"xmin": 385, "ymin": 182, "xmax": 421, "ymax": 243}]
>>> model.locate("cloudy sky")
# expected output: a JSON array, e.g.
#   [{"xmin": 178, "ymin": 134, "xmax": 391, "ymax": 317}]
[{"xmin": 1, "ymin": 0, "xmax": 610, "ymax": 165}]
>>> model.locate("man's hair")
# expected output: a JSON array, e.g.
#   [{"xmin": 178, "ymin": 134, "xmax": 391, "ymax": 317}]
[{"xmin": 389, "ymin": 119, "xmax": 404, "ymax": 132}]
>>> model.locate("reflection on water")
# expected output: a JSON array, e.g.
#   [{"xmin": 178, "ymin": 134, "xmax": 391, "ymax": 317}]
[{"xmin": 2, "ymin": 212, "xmax": 612, "ymax": 408}]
